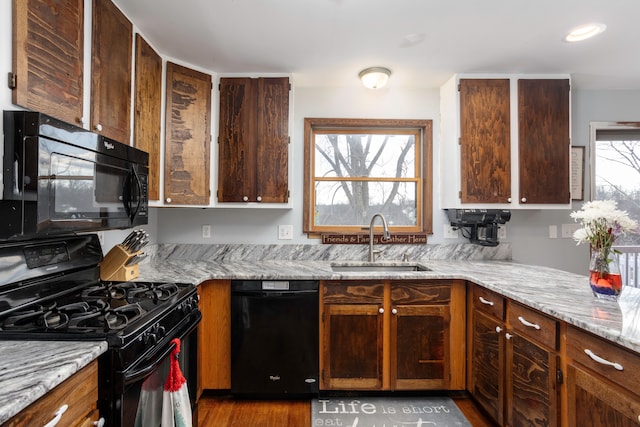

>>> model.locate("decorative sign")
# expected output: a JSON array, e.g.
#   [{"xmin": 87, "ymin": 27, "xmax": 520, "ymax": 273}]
[
  {"xmin": 571, "ymin": 146, "xmax": 585, "ymax": 201},
  {"xmin": 321, "ymin": 234, "xmax": 428, "ymax": 245},
  {"xmin": 311, "ymin": 397, "xmax": 471, "ymax": 426}
]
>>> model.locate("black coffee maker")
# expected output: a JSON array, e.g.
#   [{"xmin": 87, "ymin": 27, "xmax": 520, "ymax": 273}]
[{"xmin": 445, "ymin": 209, "xmax": 512, "ymax": 246}]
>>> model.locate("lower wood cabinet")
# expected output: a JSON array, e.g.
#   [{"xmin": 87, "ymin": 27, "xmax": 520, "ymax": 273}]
[
  {"xmin": 6, "ymin": 359, "xmax": 99, "ymax": 427},
  {"xmin": 469, "ymin": 285, "xmax": 560, "ymax": 426},
  {"xmin": 320, "ymin": 279, "xmax": 466, "ymax": 391},
  {"xmin": 566, "ymin": 325, "xmax": 640, "ymax": 427},
  {"xmin": 198, "ymin": 279, "xmax": 231, "ymax": 393}
]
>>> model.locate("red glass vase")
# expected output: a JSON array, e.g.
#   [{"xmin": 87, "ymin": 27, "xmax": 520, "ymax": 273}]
[{"xmin": 588, "ymin": 248, "xmax": 622, "ymax": 301}]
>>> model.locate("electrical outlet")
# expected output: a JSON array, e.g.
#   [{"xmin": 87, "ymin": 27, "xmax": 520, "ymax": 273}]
[
  {"xmin": 278, "ymin": 224, "xmax": 293, "ymax": 240},
  {"xmin": 498, "ymin": 225, "xmax": 507, "ymax": 239},
  {"xmin": 443, "ymin": 224, "xmax": 459, "ymax": 239},
  {"xmin": 549, "ymin": 225, "xmax": 558, "ymax": 239},
  {"xmin": 202, "ymin": 224, "xmax": 211, "ymax": 239}
]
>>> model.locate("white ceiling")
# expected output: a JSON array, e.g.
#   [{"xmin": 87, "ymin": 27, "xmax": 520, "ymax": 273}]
[{"xmin": 113, "ymin": 0, "xmax": 640, "ymax": 90}]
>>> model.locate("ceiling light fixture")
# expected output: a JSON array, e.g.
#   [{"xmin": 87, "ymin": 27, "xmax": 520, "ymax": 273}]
[
  {"xmin": 359, "ymin": 67, "xmax": 391, "ymax": 89},
  {"xmin": 564, "ymin": 23, "xmax": 606, "ymax": 42}
]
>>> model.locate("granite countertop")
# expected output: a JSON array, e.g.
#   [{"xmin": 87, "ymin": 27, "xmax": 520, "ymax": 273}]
[
  {"xmin": 137, "ymin": 254, "xmax": 640, "ymax": 355},
  {"xmin": 0, "ymin": 340, "xmax": 108, "ymax": 424}
]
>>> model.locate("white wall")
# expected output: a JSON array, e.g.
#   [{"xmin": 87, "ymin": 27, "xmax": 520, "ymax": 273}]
[{"xmin": 2, "ymin": 1, "xmax": 639, "ymax": 274}]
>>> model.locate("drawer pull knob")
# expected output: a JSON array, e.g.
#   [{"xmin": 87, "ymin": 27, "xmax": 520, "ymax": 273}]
[
  {"xmin": 495, "ymin": 326, "xmax": 503, "ymax": 333},
  {"xmin": 44, "ymin": 404, "xmax": 68, "ymax": 427},
  {"xmin": 94, "ymin": 418, "xmax": 106, "ymax": 427},
  {"xmin": 479, "ymin": 296, "xmax": 494, "ymax": 306},
  {"xmin": 584, "ymin": 349, "xmax": 624, "ymax": 371},
  {"xmin": 505, "ymin": 333, "xmax": 513, "ymax": 340},
  {"xmin": 518, "ymin": 315, "xmax": 541, "ymax": 330},
  {"xmin": 391, "ymin": 308, "xmax": 398, "ymax": 315},
  {"xmin": 378, "ymin": 307, "xmax": 384, "ymax": 314}
]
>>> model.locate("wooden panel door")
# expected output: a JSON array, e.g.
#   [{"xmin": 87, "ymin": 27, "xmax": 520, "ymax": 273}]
[
  {"xmin": 255, "ymin": 77, "xmax": 289, "ymax": 203},
  {"xmin": 198, "ymin": 280, "xmax": 231, "ymax": 394},
  {"xmin": 506, "ymin": 332, "xmax": 559, "ymax": 427},
  {"xmin": 321, "ymin": 303, "xmax": 383, "ymax": 390},
  {"xmin": 567, "ymin": 364, "xmax": 640, "ymax": 427},
  {"xmin": 12, "ymin": 0, "xmax": 84, "ymax": 125},
  {"xmin": 518, "ymin": 79, "xmax": 571, "ymax": 204},
  {"xmin": 164, "ymin": 62, "xmax": 212, "ymax": 205},
  {"xmin": 459, "ymin": 79, "xmax": 511, "ymax": 203},
  {"xmin": 470, "ymin": 309, "xmax": 505, "ymax": 425},
  {"xmin": 90, "ymin": 0, "xmax": 132, "ymax": 143},
  {"xmin": 218, "ymin": 77, "xmax": 289, "ymax": 203},
  {"xmin": 133, "ymin": 34, "xmax": 162, "ymax": 201}
]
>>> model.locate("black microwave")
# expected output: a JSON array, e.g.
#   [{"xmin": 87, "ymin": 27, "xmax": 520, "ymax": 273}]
[{"xmin": 1, "ymin": 110, "xmax": 149, "ymax": 240}]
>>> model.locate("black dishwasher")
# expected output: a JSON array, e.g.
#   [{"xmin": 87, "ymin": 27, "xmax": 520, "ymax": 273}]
[{"xmin": 231, "ymin": 280, "xmax": 319, "ymax": 397}]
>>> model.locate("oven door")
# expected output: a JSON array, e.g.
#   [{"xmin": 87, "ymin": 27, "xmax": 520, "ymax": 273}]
[{"xmin": 108, "ymin": 320, "xmax": 199, "ymax": 427}]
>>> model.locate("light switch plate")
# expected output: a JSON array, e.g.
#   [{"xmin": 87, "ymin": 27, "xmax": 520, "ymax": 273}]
[
  {"xmin": 278, "ymin": 224, "xmax": 293, "ymax": 240},
  {"xmin": 561, "ymin": 223, "xmax": 580, "ymax": 238},
  {"xmin": 443, "ymin": 224, "xmax": 459, "ymax": 239},
  {"xmin": 202, "ymin": 225, "xmax": 211, "ymax": 239}
]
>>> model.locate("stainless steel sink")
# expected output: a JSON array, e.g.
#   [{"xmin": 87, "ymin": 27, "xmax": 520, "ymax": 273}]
[{"xmin": 330, "ymin": 262, "xmax": 431, "ymax": 272}]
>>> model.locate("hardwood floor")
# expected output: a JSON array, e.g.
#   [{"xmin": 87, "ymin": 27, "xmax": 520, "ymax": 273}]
[{"xmin": 197, "ymin": 394, "xmax": 496, "ymax": 426}]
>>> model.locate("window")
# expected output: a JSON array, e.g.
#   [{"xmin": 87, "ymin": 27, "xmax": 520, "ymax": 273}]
[
  {"xmin": 591, "ymin": 122, "xmax": 640, "ymax": 245},
  {"xmin": 303, "ymin": 118, "xmax": 432, "ymax": 235}
]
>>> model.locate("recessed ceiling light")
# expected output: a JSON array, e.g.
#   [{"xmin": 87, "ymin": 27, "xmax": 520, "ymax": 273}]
[{"xmin": 564, "ymin": 23, "xmax": 606, "ymax": 42}]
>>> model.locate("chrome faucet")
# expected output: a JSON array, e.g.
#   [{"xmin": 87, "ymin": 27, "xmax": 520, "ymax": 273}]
[{"xmin": 369, "ymin": 213, "xmax": 391, "ymax": 262}]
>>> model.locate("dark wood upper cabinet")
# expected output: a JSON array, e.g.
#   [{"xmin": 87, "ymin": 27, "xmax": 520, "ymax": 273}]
[
  {"xmin": 459, "ymin": 79, "xmax": 511, "ymax": 204},
  {"xmin": 164, "ymin": 62, "xmax": 212, "ymax": 206},
  {"xmin": 518, "ymin": 79, "xmax": 571, "ymax": 204},
  {"xmin": 90, "ymin": 0, "xmax": 132, "ymax": 144},
  {"xmin": 133, "ymin": 34, "xmax": 162, "ymax": 201},
  {"xmin": 218, "ymin": 77, "xmax": 290, "ymax": 203},
  {"xmin": 12, "ymin": 0, "xmax": 84, "ymax": 125}
]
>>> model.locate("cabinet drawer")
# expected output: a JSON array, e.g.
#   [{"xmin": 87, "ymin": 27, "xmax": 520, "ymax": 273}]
[
  {"xmin": 7, "ymin": 360, "xmax": 98, "ymax": 427},
  {"xmin": 507, "ymin": 302, "xmax": 557, "ymax": 349},
  {"xmin": 322, "ymin": 282, "xmax": 384, "ymax": 303},
  {"xmin": 472, "ymin": 286, "xmax": 504, "ymax": 319},
  {"xmin": 391, "ymin": 282, "xmax": 451, "ymax": 305},
  {"xmin": 567, "ymin": 325, "xmax": 640, "ymax": 394}
]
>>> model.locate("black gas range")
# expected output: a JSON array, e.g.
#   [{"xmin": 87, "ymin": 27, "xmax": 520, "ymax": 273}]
[{"xmin": 0, "ymin": 234, "xmax": 201, "ymax": 426}]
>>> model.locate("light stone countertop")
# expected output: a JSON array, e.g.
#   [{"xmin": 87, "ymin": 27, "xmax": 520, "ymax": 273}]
[
  {"xmin": 137, "ymin": 256, "xmax": 640, "ymax": 355},
  {"xmin": 0, "ymin": 340, "xmax": 108, "ymax": 424}
]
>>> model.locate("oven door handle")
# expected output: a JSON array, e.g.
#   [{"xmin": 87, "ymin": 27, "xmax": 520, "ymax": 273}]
[{"xmin": 123, "ymin": 340, "xmax": 178, "ymax": 383}]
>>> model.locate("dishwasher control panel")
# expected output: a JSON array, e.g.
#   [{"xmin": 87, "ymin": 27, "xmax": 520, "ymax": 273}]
[{"xmin": 262, "ymin": 281, "xmax": 290, "ymax": 290}]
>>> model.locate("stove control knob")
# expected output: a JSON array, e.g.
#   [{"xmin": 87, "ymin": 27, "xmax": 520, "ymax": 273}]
[
  {"xmin": 157, "ymin": 326, "xmax": 166, "ymax": 339},
  {"xmin": 144, "ymin": 332, "xmax": 157, "ymax": 345}
]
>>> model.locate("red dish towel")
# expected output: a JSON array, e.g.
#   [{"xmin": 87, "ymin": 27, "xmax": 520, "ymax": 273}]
[{"xmin": 162, "ymin": 338, "xmax": 192, "ymax": 427}]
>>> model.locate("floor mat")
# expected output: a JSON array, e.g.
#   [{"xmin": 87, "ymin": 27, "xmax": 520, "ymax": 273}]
[{"xmin": 311, "ymin": 396, "xmax": 472, "ymax": 426}]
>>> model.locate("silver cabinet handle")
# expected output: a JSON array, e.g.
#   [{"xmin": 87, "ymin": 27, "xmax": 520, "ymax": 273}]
[
  {"xmin": 505, "ymin": 333, "xmax": 513, "ymax": 340},
  {"xmin": 495, "ymin": 326, "xmax": 503, "ymax": 333},
  {"xmin": 518, "ymin": 315, "xmax": 541, "ymax": 330},
  {"xmin": 378, "ymin": 307, "xmax": 384, "ymax": 314},
  {"xmin": 165, "ymin": 197, "xmax": 172, "ymax": 203},
  {"xmin": 584, "ymin": 349, "xmax": 624, "ymax": 371},
  {"xmin": 243, "ymin": 196, "xmax": 249, "ymax": 202},
  {"xmin": 256, "ymin": 196, "xmax": 262, "ymax": 202},
  {"xmin": 44, "ymin": 404, "xmax": 68, "ymax": 427},
  {"xmin": 521, "ymin": 197, "xmax": 527, "ymax": 203},
  {"xmin": 391, "ymin": 308, "xmax": 398, "ymax": 315},
  {"xmin": 479, "ymin": 296, "xmax": 494, "ymax": 306}
]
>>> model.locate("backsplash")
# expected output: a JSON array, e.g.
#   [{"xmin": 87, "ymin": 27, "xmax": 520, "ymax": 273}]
[{"xmin": 147, "ymin": 243, "xmax": 512, "ymax": 262}]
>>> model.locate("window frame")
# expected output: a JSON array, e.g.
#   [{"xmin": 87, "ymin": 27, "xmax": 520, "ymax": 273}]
[{"xmin": 303, "ymin": 117, "xmax": 432, "ymax": 236}]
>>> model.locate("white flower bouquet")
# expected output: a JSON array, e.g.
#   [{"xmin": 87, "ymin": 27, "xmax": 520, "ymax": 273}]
[{"xmin": 570, "ymin": 200, "xmax": 638, "ymax": 250}]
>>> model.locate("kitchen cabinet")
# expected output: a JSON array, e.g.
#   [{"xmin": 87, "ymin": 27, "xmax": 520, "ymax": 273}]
[
  {"xmin": 566, "ymin": 325, "xmax": 640, "ymax": 427},
  {"xmin": 164, "ymin": 62, "xmax": 212, "ymax": 205},
  {"xmin": 11, "ymin": 0, "xmax": 84, "ymax": 126},
  {"xmin": 133, "ymin": 34, "xmax": 162, "ymax": 201},
  {"xmin": 90, "ymin": 0, "xmax": 132, "ymax": 144},
  {"xmin": 217, "ymin": 77, "xmax": 290, "ymax": 204},
  {"xmin": 198, "ymin": 280, "xmax": 231, "ymax": 393},
  {"xmin": 320, "ymin": 279, "xmax": 466, "ymax": 391},
  {"xmin": 6, "ymin": 360, "xmax": 100, "ymax": 427},
  {"xmin": 440, "ymin": 74, "xmax": 571, "ymax": 209},
  {"xmin": 468, "ymin": 285, "xmax": 560, "ymax": 426}
]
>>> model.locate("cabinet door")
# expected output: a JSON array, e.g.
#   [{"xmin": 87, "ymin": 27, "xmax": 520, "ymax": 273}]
[
  {"xmin": 506, "ymin": 332, "xmax": 559, "ymax": 427},
  {"xmin": 218, "ymin": 77, "xmax": 289, "ymax": 203},
  {"xmin": 12, "ymin": 0, "xmax": 84, "ymax": 125},
  {"xmin": 518, "ymin": 79, "xmax": 570, "ymax": 204},
  {"xmin": 391, "ymin": 303, "xmax": 449, "ymax": 390},
  {"xmin": 198, "ymin": 280, "xmax": 231, "ymax": 393},
  {"xmin": 164, "ymin": 62, "xmax": 212, "ymax": 205},
  {"xmin": 321, "ymin": 303, "xmax": 383, "ymax": 390},
  {"xmin": 133, "ymin": 34, "xmax": 162, "ymax": 201},
  {"xmin": 567, "ymin": 364, "xmax": 640, "ymax": 427},
  {"xmin": 470, "ymin": 309, "xmax": 505, "ymax": 425},
  {"xmin": 90, "ymin": 0, "xmax": 132, "ymax": 143},
  {"xmin": 459, "ymin": 79, "xmax": 511, "ymax": 203}
]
